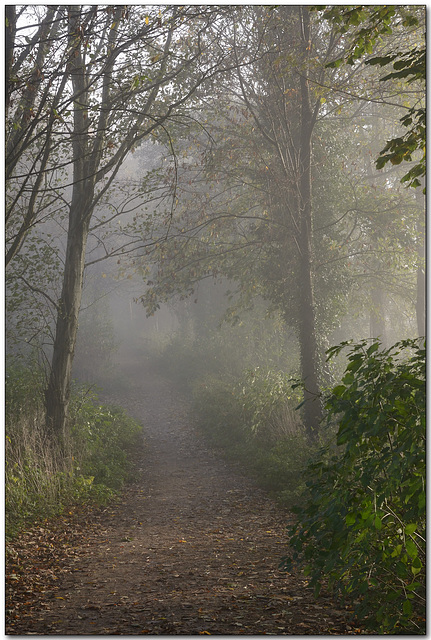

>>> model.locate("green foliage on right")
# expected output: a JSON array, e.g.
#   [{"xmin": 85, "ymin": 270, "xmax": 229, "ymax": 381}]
[
  {"xmin": 318, "ymin": 4, "xmax": 425, "ymax": 190},
  {"xmin": 282, "ymin": 338, "xmax": 425, "ymax": 634}
]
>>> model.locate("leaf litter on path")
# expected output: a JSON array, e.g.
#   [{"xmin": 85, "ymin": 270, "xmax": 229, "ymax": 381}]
[{"xmin": 6, "ymin": 363, "xmax": 362, "ymax": 635}]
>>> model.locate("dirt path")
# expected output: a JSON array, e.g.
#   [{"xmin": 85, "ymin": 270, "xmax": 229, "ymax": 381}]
[{"xmin": 6, "ymin": 363, "xmax": 360, "ymax": 635}]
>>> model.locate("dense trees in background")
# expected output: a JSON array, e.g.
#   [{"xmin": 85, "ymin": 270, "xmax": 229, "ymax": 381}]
[{"xmin": 6, "ymin": 5, "xmax": 425, "ymax": 438}]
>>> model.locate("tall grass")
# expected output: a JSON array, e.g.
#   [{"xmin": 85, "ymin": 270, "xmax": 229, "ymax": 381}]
[{"xmin": 5, "ymin": 365, "xmax": 142, "ymax": 539}]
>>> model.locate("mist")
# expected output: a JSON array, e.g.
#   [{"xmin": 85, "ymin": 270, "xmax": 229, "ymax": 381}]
[
  {"xmin": 6, "ymin": 6, "xmax": 424, "ymax": 410},
  {"xmin": 6, "ymin": 6, "xmax": 425, "ymax": 634}
]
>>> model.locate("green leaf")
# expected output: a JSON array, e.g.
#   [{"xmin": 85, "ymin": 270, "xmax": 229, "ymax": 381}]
[
  {"xmin": 374, "ymin": 516, "xmax": 382, "ymax": 530},
  {"xmin": 403, "ymin": 599, "xmax": 412, "ymax": 617},
  {"xmin": 404, "ymin": 523, "xmax": 417, "ymax": 536},
  {"xmin": 405, "ymin": 538, "xmax": 418, "ymax": 559},
  {"xmin": 418, "ymin": 492, "xmax": 426, "ymax": 510},
  {"xmin": 367, "ymin": 342, "xmax": 379, "ymax": 355},
  {"xmin": 332, "ymin": 385, "xmax": 346, "ymax": 396},
  {"xmin": 345, "ymin": 512, "xmax": 356, "ymax": 526}
]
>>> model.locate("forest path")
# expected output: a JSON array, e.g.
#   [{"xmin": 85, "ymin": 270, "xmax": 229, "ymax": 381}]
[{"xmin": 6, "ymin": 358, "xmax": 358, "ymax": 635}]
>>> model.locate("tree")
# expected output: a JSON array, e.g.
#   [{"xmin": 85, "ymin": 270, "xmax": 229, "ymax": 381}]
[
  {"xmin": 138, "ymin": 6, "xmax": 345, "ymax": 438},
  {"xmin": 135, "ymin": 5, "xmax": 424, "ymax": 438},
  {"xmin": 6, "ymin": 5, "xmax": 236, "ymax": 438},
  {"xmin": 318, "ymin": 5, "xmax": 425, "ymax": 338}
]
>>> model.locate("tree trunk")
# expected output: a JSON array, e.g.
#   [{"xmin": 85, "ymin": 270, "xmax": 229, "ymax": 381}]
[
  {"xmin": 45, "ymin": 7, "xmax": 94, "ymax": 437},
  {"xmin": 297, "ymin": 245, "xmax": 322, "ymax": 440},
  {"xmin": 415, "ymin": 187, "xmax": 425, "ymax": 340},
  {"xmin": 5, "ymin": 6, "xmax": 16, "ymax": 116},
  {"xmin": 369, "ymin": 282, "xmax": 387, "ymax": 347},
  {"xmin": 296, "ymin": 7, "xmax": 322, "ymax": 440},
  {"xmin": 45, "ymin": 191, "xmax": 92, "ymax": 436}
]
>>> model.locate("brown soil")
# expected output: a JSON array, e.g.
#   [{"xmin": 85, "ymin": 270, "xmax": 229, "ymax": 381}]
[{"xmin": 6, "ymin": 359, "xmax": 361, "ymax": 635}]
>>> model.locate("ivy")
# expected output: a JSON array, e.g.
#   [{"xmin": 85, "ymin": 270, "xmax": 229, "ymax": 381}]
[{"xmin": 281, "ymin": 338, "xmax": 425, "ymax": 634}]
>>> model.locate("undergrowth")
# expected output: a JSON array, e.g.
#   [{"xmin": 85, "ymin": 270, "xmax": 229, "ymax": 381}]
[
  {"xmin": 192, "ymin": 368, "xmax": 313, "ymax": 506},
  {"xmin": 5, "ymin": 364, "xmax": 143, "ymax": 539},
  {"xmin": 282, "ymin": 339, "xmax": 426, "ymax": 634}
]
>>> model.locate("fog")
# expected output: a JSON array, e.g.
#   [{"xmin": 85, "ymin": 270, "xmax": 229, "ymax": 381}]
[
  {"xmin": 5, "ymin": 4, "xmax": 425, "ymax": 423},
  {"xmin": 5, "ymin": 10, "xmax": 426, "ymax": 634}
]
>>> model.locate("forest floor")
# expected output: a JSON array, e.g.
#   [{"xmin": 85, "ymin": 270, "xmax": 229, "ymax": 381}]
[{"xmin": 6, "ymin": 355, "xmax": 363, "ymax": 636}]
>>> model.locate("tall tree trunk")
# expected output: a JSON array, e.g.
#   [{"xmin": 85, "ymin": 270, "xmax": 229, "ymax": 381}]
[
  {"xmin": 296, "ymin": 7, "xmax": 322, "ymax": 440},
  {"xmin": 5, "ymin": 6, "xmax": 16, "ymax": 116},
  {"xmin": 45, "ymin": 7, "xmax": 94, "ymax": 437},
  {"xmin": 45, "ymin": 194, "xmax": 91, "ymax": 436}
]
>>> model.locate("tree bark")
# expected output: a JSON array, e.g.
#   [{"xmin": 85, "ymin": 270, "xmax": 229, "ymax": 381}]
[
  {"xmin": 5, "ymin": 6, "xmax": 16, "ymax": 116},
  {"xmin": 45, "ymin": 7, "xmax": 95, "ymax": 436}
]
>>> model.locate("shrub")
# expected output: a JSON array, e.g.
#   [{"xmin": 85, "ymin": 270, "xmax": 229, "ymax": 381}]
[
  {"xmin": 5, "ymin": 364, "xmax": 45, "ymax": 419},
  {"xmin": 251, "ymin": 437, "xmax": 311, "ymax": 503},
  {"xmin": 240, "ymin": 367, "xmax": 303, "ymax": 443},
  {"xmin": 282, "ymin": 339, "xmax": 425, "ymax": 634},
  {"xmin": 192, "ymin": 374, "xmax": 247, "ymax": 448},
  {"xmin": 70, "ymin": 394, "xmax": 142, "ymax": 490}
]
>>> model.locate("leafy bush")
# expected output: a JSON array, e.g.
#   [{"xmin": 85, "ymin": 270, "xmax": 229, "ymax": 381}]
[
  {"xmin": 282, "ymin": 339, "xmax": 425, "ymax": 634},
  {"xmin": 192, "ymin": 374, "xmax": 247, "ymax": 448},
  {"xmin": 250, "ymin": 437, "xmax": 311, "ymax": 503},
  {"xmin": 70, "ymin": 394, "xmax": 142, "ymax": 489},
  {"xmin": 5, "ymin": 364, "xmax": 45, "ymax": 419},
  {"xmin": 240, "ymin": 368, "xmax": 303, "ymax": 443}
]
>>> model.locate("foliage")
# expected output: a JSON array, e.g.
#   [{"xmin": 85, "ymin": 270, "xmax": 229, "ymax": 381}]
[
  {"xmin": 192, "ymin": 374, "xmax": 247, "ymax": 449},
  {"xmin": 5, "ymin": 364, "xmax": 143, "ymax": 538},
  {"xmin": 319, "ymin": 5, "xmax": 425, "ymax": 190},
  {"xmin": 239, "ymin": 368, "xmax": 303, "ymax": 442},
  {"xmin": 282, "ymin": 338, "xmax": 425, "ymax": 634},
  {"xmin": 70, "ymin": 391, "xmax": 142, "ymax": 490},
  {"xmin": 192, "ymin": 368, "xmax": 313, "ymax": 505},
  {"xmin": 5, "ymin": 363, "xmax": 45, "ymax": 418}
]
